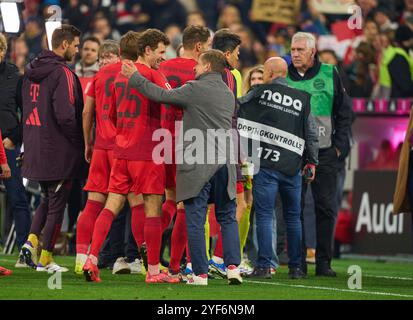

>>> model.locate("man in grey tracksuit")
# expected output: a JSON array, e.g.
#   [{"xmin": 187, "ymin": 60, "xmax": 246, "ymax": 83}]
[{"xmin": 121, "ymin": 49, "xmax": 242, "ymax": 285}]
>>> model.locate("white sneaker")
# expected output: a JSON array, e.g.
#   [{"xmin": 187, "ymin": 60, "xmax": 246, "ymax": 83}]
[
  {"xmin": 36, "ymin": 262, "xmax": 69, "ymax": 273},
  {"xmin": 112, "ymin": 257, "xmax": 131, "ymax": 275},
  {"xmin": 15, "ymin": 255, "xmax": 28, "ymax": 268},
  {"xmin": 227, "ymin": 265, "xmax": 242, "ymax": 285},
  {"xmin": 239, "ymin": 259, "xmax": 253, "ymax": 275},
  {"xmin": 186, "ymin": 273, "xmax": 208, "ymax": 286},
  {"xmin": 127, "ymin": 258, "xmax": 142, "ymax": 274}
]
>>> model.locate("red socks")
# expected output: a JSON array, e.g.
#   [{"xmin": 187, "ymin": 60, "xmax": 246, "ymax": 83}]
[
  {"xmin": 145, "ymin": 217, "xmax": 162, "ymax": 265},
  {"xmin": 89, "ymin": 208, "xmax": 115, "ymax": 258},
  {"xmin": 76, "ymin": 200, "xmax": 103, "ymax": 254},
  {"xmin": 169, "ymin": 208, "xmax": 187, "ymax": 273},
  {"xmin": 214, "ymin": 231, "xmax": 223, "ymax": 259},
  {"xmin": 161, "ymin": 200, "xmax": 176, "ymax": 231},
  {"xmin": 131, "ymin": 204, "xmax": 145, "ymax": 247}
]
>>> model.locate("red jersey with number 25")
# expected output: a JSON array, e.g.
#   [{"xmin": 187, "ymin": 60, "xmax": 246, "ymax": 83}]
[
  {"xmin": 113, "ymin": 63, "xmax": 170, "ymax": 161},
  {"xmin": 159, "ymin": 57, "xmax": 196, "ymax": 135},
  {"xmin": 87, "ymin": 61, "xmax": 121, "ymax": 150}
]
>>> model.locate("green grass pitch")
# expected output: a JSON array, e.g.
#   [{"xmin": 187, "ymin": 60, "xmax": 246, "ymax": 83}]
[{"xmin": 0, "ymin": 254, "xmax": 412, "ymax": 300}]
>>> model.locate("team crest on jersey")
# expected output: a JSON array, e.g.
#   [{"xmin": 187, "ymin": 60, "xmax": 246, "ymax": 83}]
[{"xmin": 313, "ymin": 79, "xmax": 325, "ymax": 90}]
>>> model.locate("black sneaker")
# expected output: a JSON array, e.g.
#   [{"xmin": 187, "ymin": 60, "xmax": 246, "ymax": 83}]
[
  {"xmin": 245, "ymin": 267, "xmax": 272, "ymax": 279},
  {"xmin": 289, "ymin": 267, "xmax": 306, "ymax": 279},
  {"xmin": 316, "ymin": 264, "xmax": 337, "ymax": 277}
]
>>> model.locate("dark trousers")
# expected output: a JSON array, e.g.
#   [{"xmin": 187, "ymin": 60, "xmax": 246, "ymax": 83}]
[
  {"xmin": 253, "ymin": 168, "xmax": 302, "ymax": 269},
  {"xmin": 301, "ymin": 147, "xmax": 338, "ymax": 269},
  {"xmin": 30, "ymin": 180, "xmax": 72, "ymax": 252},
  {"xmin": 3, "ymin": 147, "xmax": 31, "ymax": 249},
  {"xmin": 184, "ymin": 165, "xmax": 240, "ymax": 275}
]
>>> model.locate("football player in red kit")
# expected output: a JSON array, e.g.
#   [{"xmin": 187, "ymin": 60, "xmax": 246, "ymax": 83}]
[
  {"xmin": 74, "ymin": 39, "xmax": 123, "ymax": 274},
  {"xmin": 83, "ymin": 29, "xmax": 179, "ymax": 284},
  {"xmin": 158, "ymin": 25, "xmax": 211, "ymax": 278}
]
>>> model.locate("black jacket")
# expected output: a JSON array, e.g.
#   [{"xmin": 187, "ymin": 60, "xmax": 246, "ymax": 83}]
[
  {"xmin": 288, "ymin": 55, "xmax": 351, "ymax": 157},
  {"xmin": 239, "ymin": 78, "xmax": 319, "ymax": 167},
  {"xmin": 0, "ymin": 61, "xmax": 23, "ymax": 145},
  {"xmin": 388, "ymin": 54, "xmax": 413, "ymax": 98}
]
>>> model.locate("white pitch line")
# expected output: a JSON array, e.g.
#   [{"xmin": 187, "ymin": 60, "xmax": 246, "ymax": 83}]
[
  {"xmin": 244, "ymin": 280, "xmax": 413, "ymax": 298},
  {"xmin": 364, "ymin": 274, "xmax": 413, "ymax": 281}
]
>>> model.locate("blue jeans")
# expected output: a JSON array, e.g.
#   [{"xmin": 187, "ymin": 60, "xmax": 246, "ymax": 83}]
[
  {"xmin": 245, "ymin": 207, "xmax": 279, "ymax": 269},
  {"xmin": 3, "ymin": 146, "xmax": 31, "ymax": 250},
  {"xmin": 184, "ymin": 165, "xmax": 240, "ymax": 275},
  {"xmin": 253, "ymin": 168, "xmax": 302, "ymax": 269}
]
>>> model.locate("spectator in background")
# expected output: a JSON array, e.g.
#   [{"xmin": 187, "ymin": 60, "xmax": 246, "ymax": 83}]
[
  {"xmin": 319, "ymin": 50, "xmax": 350, "ymax": 92},
  {"xmin": 230, "ymin": 24, "xmax": 264, "ymax": 72},
  {"xmin": 24, "ymin": 17, "xmax": 43, "ymax": 61},
  {"xmin": 217, "ymin": 4, "xmax": 241, "ymax": 30},
  {"xmin": 345, "ymin": 43, "xmax": 376, "ymax": 97},
  {"xmin": 267, "ymin": 28, "xmax": 289, "ymax": 59},
  {"xmin": 301, "ymin": 1, "xmax": 329, "ymax": 36},
  {"xmin": 344, "ymin": 19, "xmax": 380, "ymax": 66},
  {"xmin": 378, "ymin": 27, "xmax": 413, "ymax": 98},
  {"xmin": 242, "ymin": 65, "xmax": 264, "ymax": 95},
  {"xmin": 22, "ymin": 0, "xmax": 41, "ymax": 22},
  {"xmin": 357, "ymin": 0, "xmax": 378, "ymax": 19},
  {"xmin": 141, "ymin": 0, "xmax": 187, "ymax": 31},
  {"xmin": 374, "ymin": 8, "xmax": 399, "ymax": 32},
  {"xmin": 0, "ymin": 33, "xmax": 31, "ymax": 265},
  {"xmin": 11, "ymin": 37, "xmax": 29, "ymax": 75},
  {"xmin": 75, "ymin": 36, "xmax": 100, "ymax": 98},
  {"xmin": 164, "ymin": 24, "xmax": 182, "ymax": 60},
  {"xmin": 63, "ymin": 0, "xmax": 106, "ymax": 34},
  {"xmin": 187, "ymin": 10, "xmax": 207, "ymax": 28},
  {"xmin": 401, "ymin": 0, "xmax": 413, "ymax": 23},
  {"xmin": 114, "ymin": 0, "xmax": 150, "ymax": 34},
  {"xmin": 88, "ymin": 15, "xmax": 121, "ymax": 42}
]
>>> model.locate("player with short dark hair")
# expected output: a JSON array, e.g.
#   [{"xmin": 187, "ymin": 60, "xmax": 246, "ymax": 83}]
[{"xmin": 209, "ymin": 28, "xmax": 247, "ymax": 277}]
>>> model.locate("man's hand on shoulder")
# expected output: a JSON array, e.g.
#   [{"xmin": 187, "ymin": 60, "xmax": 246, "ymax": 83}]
[{"xmin": 121, "ymin": 60, "xmax": 138, "ymax": 79}]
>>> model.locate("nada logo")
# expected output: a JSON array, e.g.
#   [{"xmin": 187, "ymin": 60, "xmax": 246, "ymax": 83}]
[
  {"xmin": 261, "ymin": 90, "xmax": 302, "ymax": 111},
  {"xmin": 313, "ymin": 79, "xmax": 325, "ymax": 90}
]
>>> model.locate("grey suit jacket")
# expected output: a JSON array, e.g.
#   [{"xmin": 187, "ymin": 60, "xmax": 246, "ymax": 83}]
[{"xmin": 128, "ymin": 71, "xmax": 237, "ymax": 202}]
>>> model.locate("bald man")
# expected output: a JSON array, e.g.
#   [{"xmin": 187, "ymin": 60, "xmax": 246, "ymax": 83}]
[
  {"xmin": 263, "ymin": 57, "xmax": 288, "ymax": 80},
  {"xmin": 238, "ymin": 57, "xmax": 318, "ymax": 280}
]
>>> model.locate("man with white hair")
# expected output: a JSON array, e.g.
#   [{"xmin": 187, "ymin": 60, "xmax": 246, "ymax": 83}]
[
  {"xmin": 287, "ymin": 32, "xmax": 351, "ymax": 277},
  {"xmin": 238, "ymin": 57, "xmax": 319, "ymax": 279}
]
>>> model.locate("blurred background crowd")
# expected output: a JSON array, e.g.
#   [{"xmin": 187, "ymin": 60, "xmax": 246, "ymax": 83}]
[{"xmin": 2, "ymin": 0, "xmax": 413, "ymax": 102}]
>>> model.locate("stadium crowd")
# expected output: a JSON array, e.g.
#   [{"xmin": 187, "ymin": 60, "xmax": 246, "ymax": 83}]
[{"xmin": 0, "ymin": 0, "xmax": 412, "ymax": 283}]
